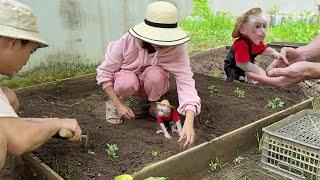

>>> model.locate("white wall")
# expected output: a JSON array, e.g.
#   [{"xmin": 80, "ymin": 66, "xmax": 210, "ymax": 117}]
[
  {"xmin": 17, "ymin": 0, "xmax": 193, "ymax": 71},
  {"xmin": 209, "ymin": 0, "xmax": 319, "ymax": 16}
]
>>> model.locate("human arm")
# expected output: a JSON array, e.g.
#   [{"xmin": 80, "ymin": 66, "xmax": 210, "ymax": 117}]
[
  {"xmin": 96, "ymin": 34, "xmax": 134, "ymax": 119},
  {"xmin": 161, "ymin": 44, "xmax": 201, "ymax": 147},
  {"xmin": 246, "ymin": 61, "xmax": 320, "ymax": 87},
  {"xmin": 266, "ymin": 35, "xmax": 320, "ymax": 72},
  {"xmin": 178, "ymin": 110, "xmax": 195, "ymax": 147},
  {"xmin": 0, "ymin": 117, "xmax": 82, "ymax": 155}
]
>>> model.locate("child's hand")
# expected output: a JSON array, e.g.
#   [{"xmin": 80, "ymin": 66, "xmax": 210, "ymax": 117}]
[
  {"xmin": 178, "ymin": 123, "xmax": 195, "ymax": 147},
  {"xmin": 117, "ymin": 103, "xmax": 135, "ymax": 119}
]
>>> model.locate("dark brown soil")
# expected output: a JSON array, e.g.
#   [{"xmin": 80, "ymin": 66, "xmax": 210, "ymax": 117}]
[
  {"xmin": 15, "ymin": 48, "xmax": 306, "ymax": 179},
  {"xmin": 193, "ymin": 147, "xmax": 289, "ymax": 180}
]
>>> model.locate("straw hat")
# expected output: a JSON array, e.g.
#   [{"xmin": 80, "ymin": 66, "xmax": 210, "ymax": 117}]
[
  {"xmin": 232, "ymin": 8, "xmax": 262, "ymax": 38},
  {"xmin": 0, "ymin": 0, "xmax": 48, "ymax": 47},
  {"xmin": 129, "ymin": 1, "xmax": 189, "ymax": 46},
  {"xmin": 156, "ymin": 99, "xmax": 174, "ymax": 108}
]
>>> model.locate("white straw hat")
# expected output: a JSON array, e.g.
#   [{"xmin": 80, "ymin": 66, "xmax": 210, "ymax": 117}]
[
  {"xmin": 0, "ymin": 0, "xmax": 48, "ymax": 47},
  {"xmin": 129, "ymin": 1, "xmax": 189, "ymax": 46}
]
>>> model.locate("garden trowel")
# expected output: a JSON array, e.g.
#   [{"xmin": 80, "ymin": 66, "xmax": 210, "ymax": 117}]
[{"xmin": 52, "ymin": 129, "xmax": 91, "ymax": 148}]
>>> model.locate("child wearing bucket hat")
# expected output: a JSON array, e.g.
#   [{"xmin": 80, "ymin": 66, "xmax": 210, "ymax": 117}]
[
  {"xmin": 0, "ymin": 0, "xmax": 82, "ymax": 169},
  {"xmin": 96, "ymin": 1, "xmax": 200, "ymax": 147},
  {"xmin": 224, "ymin": 8, "xmax": 288, "ymax": 83}
]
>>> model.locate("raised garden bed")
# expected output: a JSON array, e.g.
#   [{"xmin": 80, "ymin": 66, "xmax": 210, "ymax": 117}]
[{"xmin": 3, "ymin": 46, "xmax": 311, "ymax": 179}]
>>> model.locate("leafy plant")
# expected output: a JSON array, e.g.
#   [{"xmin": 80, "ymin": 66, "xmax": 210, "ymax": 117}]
[
  {"xmin": 105, "ymin": 143, "xmax": 119, "ymax": 158},
  {"xmin": 150, "ymin": 149, "xmax": 158, "ymax": 157},
  {"xmin": 64, "ymin": 164, "xmax": 75, "ymax": 180},
  {"xmin": 233, "ymin": 155, "xmax": 244, "ymax": 165},
  {"xmin": 234, "ymin": 87, "xmax": 245, "ymax": 98},
  {"xmin": 265, "ymin": 97, "xmax": 284, "ymax": 108},
  {"xmin": 208, "ymin": 85, "xmax": 219, "ymax": 95},
  {"xmin": 115, "ymin": 174, "xmax": 133, "ymax": 180},
  {"xmin": 211, "ymin": 70, "xmax": 222, "ymax": 78},
  {"xmin": 209, "ymin": 157, "xmax": 226, "ymax": 171},
  {"xmin": 87, "ymin": 150, "xmax": 96, "ymax": 156},
  {"xmin": 256, "ymin": 132, "xmax": 264, "ymax": 151}
]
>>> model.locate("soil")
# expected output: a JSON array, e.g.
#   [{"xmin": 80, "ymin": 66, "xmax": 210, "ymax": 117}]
[
  {"xmin": 193, "ymin": 147, "xmax": 289, "ymax": 180},
  {"xmin": 15, "ymin": 48, "xmax": 306, "ymax": 179}
]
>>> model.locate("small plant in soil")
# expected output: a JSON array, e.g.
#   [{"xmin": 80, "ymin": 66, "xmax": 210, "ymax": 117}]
[
  {"xmin": 234, "ymin": 87, "xmax": 245, "ymax": 98},
  {"xmin": 256, "ymin": 132, "xmax": 264, "ymax": 151},
  {"xmin": 265, "ymin": 97, "xmax": 284, "ymax": 108},
  {"xmin": 150, "ymin": 149, "xmax": 158, "ymax": 157},
  {"xmin": 105, "ymin": 143, "xmax": 119, "ymax": 158},
  {"xmin": 87, "ymin": 150, "xmax": 96, "ymax": 156},
  {"xmin": 124, "ymin": 98, "xmax": 134, "ymax": 107},
  {"xmin": 208, "ymin": 85, "xmax": 221, "ymax": 97},
  {"xmin": 209, "ymin": 157, "xmax": 226, "ymax": 171},
  {"xmin": 115, "ymin": 174, "xmax": 133, "ymax": 180},
  {"xmin": 233, "ymin": 155, "xmax": 245, "ymax": 165},
  {"xmin": 211, "ymin": 70, "xmax": 222, "ymax": 78},
  {"xmin": 64, "ymin": 164, "xmax": 75, "ymax": 180}
]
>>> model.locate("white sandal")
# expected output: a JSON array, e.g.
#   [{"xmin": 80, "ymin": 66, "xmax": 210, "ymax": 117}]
[{"xmin": 105, "ymin": 100, "xmax": 123, "ymax": 125}]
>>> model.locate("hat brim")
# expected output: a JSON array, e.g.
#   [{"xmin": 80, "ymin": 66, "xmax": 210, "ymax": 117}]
[
  {"xmin": 0, "ymin": 24, "xmax": 48, "ymax": 48},
  {"xmin": 156, "ymin": 102, "xmax": 174, "ymax": 108},
  {"xmin": 129, "ymin": 21, "xmax": 189, "ymax": 46}
]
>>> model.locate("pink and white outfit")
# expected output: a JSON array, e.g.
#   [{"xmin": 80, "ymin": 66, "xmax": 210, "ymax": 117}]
[{"xmin": 96, "ymin": 33, "xmax": 201, "ymax": 115}]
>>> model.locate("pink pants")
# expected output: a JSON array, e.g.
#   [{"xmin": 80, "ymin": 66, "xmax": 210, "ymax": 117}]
[{"xmin": 114, "ymin": 65, "xmax": 169, "ymax": 101}]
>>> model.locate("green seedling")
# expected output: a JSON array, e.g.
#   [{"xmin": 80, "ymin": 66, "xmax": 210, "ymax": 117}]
[
  {"xmin": 234, "ymin": 87, "xmax": 245, "ymax": 98},
  {"xmin": 150, "ymin": 149, "xmax": 158, "ymax": 157},
  {"xmin": 87, "ymin": 150, "xmax": 96, "ymax": 156},
  {"xmin": 256, "ymin": 132, "xmax": 264, "ymax": 151},
  {"xmin": 209, "ymin": 157, "xmax": 226, "ymax": 171},
  {"xmin": 208, "ymin": 85, "xmax": 221, "ymax": 97},
  {"xmin": 105, "ymin": 143, "xmax": 119, "ymax": 158},
  {"xmin": 265, "ymin": 97, "xmax": 284, "ymax": 108},
  {"xmin": 124, "ymin": 98, "xmax": 134, "ymax": 107},
  {"xmin": 233, "ymin": 155, "xmax": 245, "ymax": 165},
  {"xmin": 115, "ymin": 174, "xmax": 133, "ymax": 180},
  {"xmin": 211, "ymin": 70, "xmax": 222, "ymax": 78},
  {"xmin": 64, "ymin": 164, "xmax": 75, "ymax": 180}
]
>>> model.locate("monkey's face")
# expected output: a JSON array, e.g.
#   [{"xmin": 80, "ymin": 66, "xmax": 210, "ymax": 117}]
[{"xmin": 157, "ymin": 104, "xmax": 171, "ymax": 117}]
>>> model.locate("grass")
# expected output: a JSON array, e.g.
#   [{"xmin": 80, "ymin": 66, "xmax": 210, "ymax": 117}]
[
  {"xmin": 0, "ymin": 61, "xmax": 97, "ymax": 89},
  {"xmin": 1, "ymin": 0, "xmax": 318, "ymax": 89}
]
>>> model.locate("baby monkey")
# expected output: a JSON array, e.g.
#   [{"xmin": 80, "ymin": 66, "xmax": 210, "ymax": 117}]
[{"xmin": 156, "ymin": 99, "xmax": 182, "ymax": 139}]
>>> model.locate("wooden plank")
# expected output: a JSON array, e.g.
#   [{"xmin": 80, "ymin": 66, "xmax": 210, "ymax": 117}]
[
  {"xmin": 132, "ymin": 98, "xmax": 313, "ymax": 179},
  {"xmin": 8, "ymin": 154, "xmax": 63, "ymax": 180}
]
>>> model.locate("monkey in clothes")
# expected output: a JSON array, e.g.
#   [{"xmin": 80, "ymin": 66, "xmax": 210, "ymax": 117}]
[{"xmin": 156, "ymin": 99, "xmax": 182, "ymax": 139}]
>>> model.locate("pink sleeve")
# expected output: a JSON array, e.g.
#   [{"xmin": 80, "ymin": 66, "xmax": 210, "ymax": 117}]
[
  {"xmin": 162, "ymin": 44, "xmax": 201, "ymax": 116},
  {"xmin": 96, "ymin": 35, "xmax": 125, "ymax": 89}
]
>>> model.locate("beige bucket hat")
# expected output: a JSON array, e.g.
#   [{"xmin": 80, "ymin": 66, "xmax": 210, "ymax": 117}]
[
  {"xmin": 156, "ymin": 99, "xmax": 174, "ymax": 108},
  {"xmin": 0, "ymin": 0, "xmax": 48, "ymax": 47},
  {"xmin": 232, "ymin": 7, "xmax": 262, "ymax": 38},
  {"xmin": 129, "ymin": 1, "xmax": 189, "ymax": 46}
]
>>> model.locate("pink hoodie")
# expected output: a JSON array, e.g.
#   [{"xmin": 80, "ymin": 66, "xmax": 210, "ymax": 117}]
[{"xmin": 96, "ymin": 33, "xmax": 201, "ymax": 115}]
